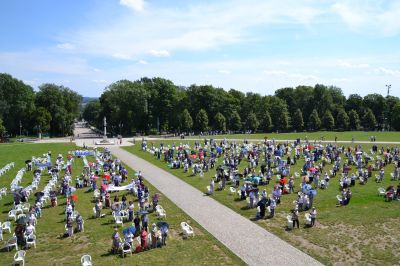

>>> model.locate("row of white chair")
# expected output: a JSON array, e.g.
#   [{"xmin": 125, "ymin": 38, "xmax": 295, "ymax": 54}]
[{"xmin": 0, "ymin": 162, "xmax": 15, "ymax": 177}]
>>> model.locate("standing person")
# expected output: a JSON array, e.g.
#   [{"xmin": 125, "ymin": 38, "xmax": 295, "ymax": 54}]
[
  {"xmin": 95, "ymin": 199, "xmax": 102, "ymax": 218},
  {"xmin": 160, "ymin": 225, "xmax": 168, "ymax": 246},
  {"xmin": 310, "ymin": 207, "xmax": 317, "ymax": 227},
  {"xmin": 292, "ymin": 209, "xmax": 300, "ymax": 229},
  {"xmin": 151, "ymin": 223, "xmax": 159, "ymax": 248},
  {"xmin": 128, "ymin": 201, "xmax": 134, "ymax": 222},
  {"xmin": 345, "ymin": 188, "xmax": 352, "ymax": 205},
  {"xmin": 140, "ymin": 228, "xmax": 148, "ymax": 250},
  {"xmin": 111, "ymin": 228, "xmax": 121, "ymax": 254},
  {"xmin": 134, "ymin": 214, "xmax": 140, "ymax": 233},
  {"xmin": 76, "ymin": 214, "xmax": 83, "ymax": 232},
  {"xmin": 209, "ymin": 179, "xmax": 214, "ymax": 195},
  {"xmin": 66, "ymin": 217, "xmax": 74, "ymax": 237},
  {"xmin": 269, "ymin": 196, "xmax": 276, "ymax": 218}
]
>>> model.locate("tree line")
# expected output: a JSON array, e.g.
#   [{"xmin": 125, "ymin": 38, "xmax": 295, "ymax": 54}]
[
  {"xmin": 0, "ymin": 73, "xmax": 82, "ymax": 137},
  {"xmin": 83, "ymin": 77, "xmax": 400, "ymax": 135}
]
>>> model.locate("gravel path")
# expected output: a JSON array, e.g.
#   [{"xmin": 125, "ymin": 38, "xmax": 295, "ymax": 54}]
[{"xmin": 110, "ymin": 147, "xmax": 322, "ymax": 266}]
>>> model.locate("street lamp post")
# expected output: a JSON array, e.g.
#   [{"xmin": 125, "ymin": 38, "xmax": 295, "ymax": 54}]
[
  {"xmin": 19, "ymin": 120, "xmax": 22, "ymax": 137},
  {"xmin": 385, "ymin": 84, "xmax": 392, "ymax": 130}
]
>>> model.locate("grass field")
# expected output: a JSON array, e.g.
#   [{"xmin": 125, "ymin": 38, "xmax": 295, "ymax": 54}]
[
  {"xmin": 191, "ymin": 131, "xmax": 400, "ymax": 142},
  {"xmin": 124, "ymin": 140, "xmax": 400, "ymax": 265},
  {"xmin": 0, "ymin": 143, "xmax": 244, "ymax": 265}
]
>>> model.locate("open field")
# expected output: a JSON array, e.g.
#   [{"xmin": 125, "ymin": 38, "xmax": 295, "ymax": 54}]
[
  {"xmin": 195, "ymin": 131, "xmax": 400, "ymax": 142},
  {"xmin": 0, "ymin": 143, "xmax": 244, "ymax": 265},
  {"xmin": 124, "ymin": 140, "xmax": 400, "ymax": 265}
]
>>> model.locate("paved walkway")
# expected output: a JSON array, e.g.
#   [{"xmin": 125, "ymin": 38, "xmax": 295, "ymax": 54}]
[{"xmin": 110, "ymin": 147, "xmax": 322, "ymax": 266}]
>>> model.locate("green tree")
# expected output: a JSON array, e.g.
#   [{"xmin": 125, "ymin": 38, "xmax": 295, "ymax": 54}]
[
  {"xmin": 391, "ymin": 102, "xmax": 400, "ymax": 131},
  {"xmin": 322, "ymin": 110, "xmax": 335, "ymax": 130},
  {"xmin": 34, "ymin": 107, "xmax": 52, "ymax": 134},
  {"xmin": 292, "ymin": 109, "xmax": 304, "ymax": 131},
  {"xmin": 195, "ymin": 109, "xmax": 209, "ymax": 132},
  {"xmin": 229, "ymin": 111, "xmax": 242, "ymax": 131},
  {"xmin": 245, "ymin": 112, "xmax": 259, "ymax": 132},
  {"xmin": 309, "ymin": 109, "xmax": 321, "ymax": 130},
  {"xmin": 362, "ymin": 108, "xmax": 377, "ymax": 130},
  {"xmin": 214, "ymin": 112, "xmax": 226, "ymax": 132},
  {"xmin": 348, "ymin": 110, "xmax": 361, "ymax": 130},
  {"xmin": 336, "ymin": 108, "xmax": 349, "ymax": 130},
  {"xmin": 180, "ymin": 109, "xmax": 193, "ymax": 132},
  {"xmin": 260, "ymin": 111, "xmax": 272, "ymax": 132},
  {"xmin": 82, "ymin": 100, "xmax": 101, "ymax": 126},
  {"xmin": 0, "ymin": 118, "xmax": 5, "ymax": 135},
  {"xmin": 278, "ymin": 111, "xmax": 290, "ymax": 132}
]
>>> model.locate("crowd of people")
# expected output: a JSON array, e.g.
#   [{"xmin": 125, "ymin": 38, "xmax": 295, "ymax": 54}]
[{"xmin": 142, "ymin": 137, "xmax": 400, "ymax": 229}]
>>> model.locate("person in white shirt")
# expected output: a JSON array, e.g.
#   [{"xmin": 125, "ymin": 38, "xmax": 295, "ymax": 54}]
[{"xmin": 310, "ymin": 207, "xmax": 317, "ymax": 227}]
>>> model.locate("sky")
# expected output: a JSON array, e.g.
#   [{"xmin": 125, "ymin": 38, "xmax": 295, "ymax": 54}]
[{"xmin": 0, "ymin": 0, "xmax": 399, "ymax": 97}]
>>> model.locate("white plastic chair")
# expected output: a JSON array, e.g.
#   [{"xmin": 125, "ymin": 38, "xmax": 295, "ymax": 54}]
[
  {"xmin": 22, "ymin": 203, "xmax": 30, "ymax": 213},
  {"xmin": 8, "ymin": 210, "xmax": 17, "ymax": 221},
  {"xmin": 25, "ymin": 234, "xmax": 36, "ymax": 249},
  {"xmin": 229, "ymin": 187, "xmax": 236, "ymax": 194},
  {"xmin": 287, "ymin": 215, "xmax": 293, "ymax": 230},
  {"xmin": 13, "ymin": 250, "xmax": 26, "ymax": 266},
  {"xmin": 0, "ymin": 226, "xmax": 3, "ymax": 241},
  {"xmin": 115, "ymin": 216, "xmax": 123, "ymax": 226},
  {"xmin": 180, "ymin": 222, "xmax": 194, "ymax": 238},
  {"xmin": 158, "ymin": 208, "xmax": 167, "ymax": 219},
  {"xmin": 81, "ymin": 254, "xmax": 92, "ymax": 266},
  {"xmin": 4, "ymin": 236, "xmax": 18, "ymax": 251},
  {"xmin": 121, "ymin": 242, "xmax": 132, "ymax": 257},
  {"xmin": 304, "ymin": 213, "xmax": 312, "ymax": 226},
  {"xmin": 378, "ymin": 187, "xmax": 385, "ymax": 196},
  {"xmin": 2, "ymin": 221, "xmax": 11, "ymax": 233},
  {"xmin": 92, "ymin": 207, "xmax": 97, "ymax": 218}
]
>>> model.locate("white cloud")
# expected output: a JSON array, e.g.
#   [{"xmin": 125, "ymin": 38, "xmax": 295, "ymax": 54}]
[
  {"xmin": 92, "ymin": 79, "xmax": 108, "ymax": 84},
  {"xmin": 263, "ymin": 70, "xmax": 318, "ymax": 80},
  {"xmin": 138, "ymin": 60, "xmax": 148, "ymax": 64},
  {"xmin": 56, "ymin": 42, "xmax": 75, "ymax": 50},
  {"xmin": 112, "ymin": 53, "xmax": 133, "ymax": 60},
  {"xmin": 120, "ymin": 0, "xmax": 145, "ymax": 12},
  {"xmin": 147, "ymin": 50, "xmax": 170, "ymax": 57},
  {"xmin": 374, "ymin": 67, "xmax": 400, "ymax": 77},
  {"xmin": 218, "ymin": 70, "xmax": 231, "ymax": 74},
  {"xmin": 331, "ymin": 1, "xmax": 400, "ymax": 36},
  {"xmin": 93, "ymin": 68, "xmax": 101, "ymax": 72},
  {"xmin": 337, "ymin": 60, "xmax": 369, "ymax": 68}
]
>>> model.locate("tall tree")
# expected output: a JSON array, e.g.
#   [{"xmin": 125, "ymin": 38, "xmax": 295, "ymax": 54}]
[
  {"xmin": 195, "ymin": 109, "xmax": 209, "ymax": 132},
  {"xmin": 392, "ymin": 102, "xmax": 400, "ymax": 131},
  {"xmin": 278, "ymin": 111, "xmax": 290, "ymax": 132},
  {"xmin": 34, "ymin": 107, "xmax": 52, "ymax": 134},
  {"xmin": 322, "ymin": 110, "xmax": 335, "ymax": 130},
  {"xmin": 0, "ymin": 118, "xmax": 5, "ymax": 135},
  {"xmin": 179, "ymin": 109, "xmax": 193, "ymax": 132},
  {"xmin": 309, "ymin": 109, "xmax": 321, "ymax": 130},
  {"xmin": 260, "ymin": 111, "xmax": 272, "ymax": 132},
  {"xmin": 213, "ymin": 112, "xmax": 226, "ymax": 132},
  {"xmin": 362, "ymin": 108, "xmax": 377, "ymax": 130},
  {"xmin": 336, "ymin": 108, "xmax": 349, "ymax": 130},
  {"xmin": 245, "ymin": 112, "xmax": 259, "ymax": 132},
  {"xmin": 292, "ymin": 109, "xmax": 304, "ymax": 131},
  {"xmin": 229, "ymin": 111, "xmax": 242, "ymax": 131},
  {"xmin": 82, "ymin": 100, "xmax": 101, "ymax": 126},
  {"xmin": 348, "ymin": 110, "xmax": 361, "ymax": 130}
]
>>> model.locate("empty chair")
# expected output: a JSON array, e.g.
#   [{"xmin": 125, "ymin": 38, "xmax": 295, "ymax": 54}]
[
  {"xmin": 92, "ymin": 207, "xmax": 97, "ymax": 218},
  {"xmin": 304, "ymin": 213, "xmax": 312, "ymax": 226},
  {"xmin": 14, "ymin": 205, "xmax": 24, "ymax": 215},
  {"xmin": 229, "ymin": 187, "xmax": 236, "ymax": 194},
  {"xmin": 294, "ymin": 172, "xmax": 300, "ymax": 178},
  {"xmin": 378, "ymin": 187, "xmax": 386, "ymax": 196},
  {"xmin": 4, "ymin": 236, "xmax": 18, "ymax": 251},
  {"xmin": 0, "ymin": 226, "xmax": 3, "ymax": 241},
  {"xmin": 8, "ymin": 210, "xmax": 17, "ymax": 221},
  {"xmin": 180, "ymin": 222, "xmax": 194, "ymax": 238},
  {"xmin": 13, "ymin": 250, "xmax": 26, "ymax": 266},
  {"xmin": 2, "ymin": 221, "xmax": 11, "ymax": 233},
  {"xmin": 22, "ymin": 203, "xmax": 30, "ymax": 213},
  {"xmin": 121, "ymin": 242, "xmax": 132, "ymax": 257},
  {"xmin": 157, "ymin": 208, "xmax": 166, "ymax": 219},
  {"xmin": 81, "ymin": 254, "xmax": 92, "ymax": 266},
  {"xmin": 25, "ymin": 234, "xmax": 36, "ymax": 249},
  {"xmin": 115, "ymin": 216, "xmax": 123, "ymax": 226}
]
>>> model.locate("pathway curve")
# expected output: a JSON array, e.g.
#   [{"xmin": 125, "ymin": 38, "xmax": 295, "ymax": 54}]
[{"xmin": 110, "ymin": 147, "xmax": 322, "ymax": 266}]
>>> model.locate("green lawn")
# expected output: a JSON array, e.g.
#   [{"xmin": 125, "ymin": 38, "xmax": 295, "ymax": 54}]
[
  {"xmin": 0, "ymin": 143, "xmax": 244, "ymax": 265},
  {"xmin": 124, "ymin": 140, "xmax": 400, "ymax": 265},
  {"xmin": 192, "ymin": 131, "xmax": 400, "ymax": 142}
]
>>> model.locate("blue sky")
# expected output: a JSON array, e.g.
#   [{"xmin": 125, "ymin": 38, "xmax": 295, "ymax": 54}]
[{"xmin": 0, "ymin": 0, "xmax": 399, "ymax": 97}]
